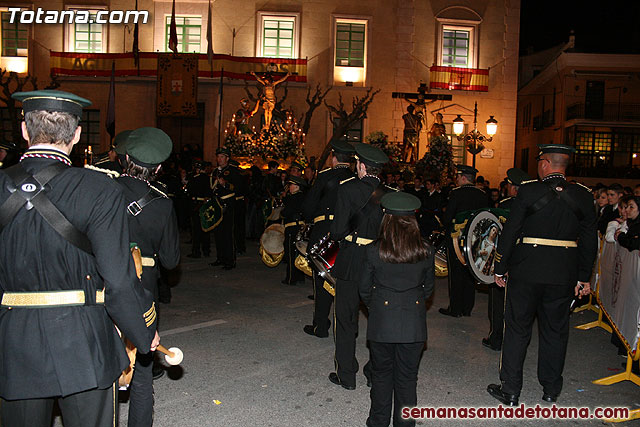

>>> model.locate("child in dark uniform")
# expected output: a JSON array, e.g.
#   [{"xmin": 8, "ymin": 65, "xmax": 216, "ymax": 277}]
[{"xmin": 360, "ymin": 192, "xmax": 435, "ymax": 427}]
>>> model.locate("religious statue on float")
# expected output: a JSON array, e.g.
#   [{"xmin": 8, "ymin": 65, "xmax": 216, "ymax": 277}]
[{"xmin": 250, "ymin": 69, "xmax": 291, "ymax": 130}]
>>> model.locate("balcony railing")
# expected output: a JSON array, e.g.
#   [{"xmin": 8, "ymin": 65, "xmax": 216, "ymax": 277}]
[{"xmin": 566, "ymin": 102, "xmax": 640, "ymax": 122}]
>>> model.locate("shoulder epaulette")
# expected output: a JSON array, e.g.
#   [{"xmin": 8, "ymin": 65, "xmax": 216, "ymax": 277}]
[
  {"xmin": 520, "ymin": 179, "xmax": 537, "ymax": 185},
  {"xmin": 385, "ymin": 185, "xmax": 399, "ymax": 192},
  {"xmin": 574, "ymin": 182, "xmax": 592, "ymax": 193},
  {"xmin": 500, "ymin": 196, "xmax": 513, "ymax": 203},
  {"xmin": 450, "ymin": 185, "xmax": 461, "ymax": 191},
  {"xmin": 149, "ymin": 182, "xmax": 169, "ymax": 198},
  {"xmin": 340, "ymin": 176, "xmax": 356, "ymax": 185},
  {"xmin": 318, "ymin": 168, "xmax": 331, "ymax": 174},
  {"xmin": 84, "ymin": 164, "xmax": 120, "ymax": 179}
]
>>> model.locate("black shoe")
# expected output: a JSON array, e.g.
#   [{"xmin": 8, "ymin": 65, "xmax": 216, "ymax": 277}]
[
  {"xmin": 363, "ymin": 368, "xmax": 372, "ymax": 388},
  {"xmin": 303, "ymin": 324, "xmax": 329, "ymax": 338},
  {"xmin": 328, "ymin": 372, "xmax": 355, "ymax": 390},
  {"xmin": 223, "ymin": 264, "xmax": 236, "ymax": 270},
  {"xmin": 187, "ymin": 253, "xmax": 201, "ymax": 259},
  {"xmin": 482, "ymin": 338, "xmax": 501, "ymax": 351},
  {"xmin": 152, "ymin": 364, "xmax": 165, "ymax": 380},
  {"xmin": 542, "ymin": 393, "xmax": 558, "ymax": 403},
  {"xmin": 462, "ymin": 311, "xmax": 472, "ymax": 317},
  {"xmin": 439, "ymin": 307, "xmax": 462, "ymax": 318},
  {"xmin": 307, "ymin": 294, "xmax": 314, "ymax": 300},
  {"xmin": 487, "ymin": 384, "xmax": 518, "ymax": 406},
  {"xmin": 210, "ymin": 260, "xmax": 223, "ymax": 266}
]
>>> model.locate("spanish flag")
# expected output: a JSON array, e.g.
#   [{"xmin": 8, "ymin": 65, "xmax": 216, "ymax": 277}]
[{"xmin": 429, "ymin": 66, "xmax": 489, "ymax": 92}]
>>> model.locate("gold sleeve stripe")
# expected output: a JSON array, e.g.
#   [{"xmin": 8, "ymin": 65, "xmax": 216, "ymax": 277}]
[
  {"xmin": 143, "ymin": 302, "xmax": 155, "ymax": 318},
  {"xmin": 340, "ymin": 176, "xmax": 356, "ymax": 185},
  {"xmin": 145, "ymin": 310, "xmax": 157, "ymax": 327}
]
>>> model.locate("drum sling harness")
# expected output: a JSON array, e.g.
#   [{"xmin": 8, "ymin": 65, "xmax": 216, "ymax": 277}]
[
  {"xmin": 525, "ymin": 179, "xmax": 584, "ymax": 221},
  {"xmin": 126, "ymin": 183, "xmax": 167, "ymax": 217},
  {"xmin": 0, "ymin": 163, "xmax": 93, "ymax": 254}
]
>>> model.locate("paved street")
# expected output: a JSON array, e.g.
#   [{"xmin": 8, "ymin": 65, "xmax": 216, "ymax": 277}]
[{"xmin": 58, "ymin": 234, "xmax": 639, "ymax": 426}]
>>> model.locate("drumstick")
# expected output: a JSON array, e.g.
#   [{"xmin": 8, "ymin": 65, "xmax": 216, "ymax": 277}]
[{"xmin": 156, "ymin": 345, "xmax": 184, "ymax": 365}]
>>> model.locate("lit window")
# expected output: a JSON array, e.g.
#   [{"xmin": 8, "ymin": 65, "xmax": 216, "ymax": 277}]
[
  {"xmin": 1, "ymin": 11, "xmax": 28, "ymax": 57},
  {"xmin": 257, "ymin": 13, "xmax": 299, "ymax": 59},
  {"xmin": 437, "ymin": 22, "xmax": 477, "ymax": 68},
  {"xmin": 335, "ymin": 22, "xmax": 365, "ymax": 67},
  {"xmin": 444, "ymin": 122, "xmax": 467, "ymax": 163},
  {"xmin": 166, "ymin": 16, "xmax": 202, "ymax": 53},
  {"xmin": 66, "ymin": 8, "xmax": 105, "ymax": 53}
]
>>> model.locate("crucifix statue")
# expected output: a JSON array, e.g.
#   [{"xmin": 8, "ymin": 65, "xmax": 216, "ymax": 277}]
[
  {"xmin": 250, "ymin": 69, "xmax": 291, "ymax": 130},
  {"xmin": 392, "ymin": 83, "xmax": 452, "ymax": 162}
]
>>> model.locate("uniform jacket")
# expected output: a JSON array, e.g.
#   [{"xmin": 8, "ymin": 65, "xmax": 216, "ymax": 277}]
[
  {"xmin": 494, "ymin": 174, "xmax": 598, "ymax": 285},
  {"xmin": 187, "ymin": 173, "xmax": 212, "ymax": 200},
  {"xmin": 303, "ymin": 165, "xmax": 354, "ymax": 247},
  {"xmin": 359, "ymin": 244, "xmax": 434, "ymax": 343},
  {"xmin": 117, "ymin": 176, "xmax": 180, "ymax": 300},
  {"xmin": 330, "ymin": 175, "xmax": 390, "ymax": 281},
  {"xmin": 442, "ymin": 184, "xmax": 489, "ymax": 231},
  {"xmin": 0, "ymin": 149, "xmax": 156, "ymax": 400}
]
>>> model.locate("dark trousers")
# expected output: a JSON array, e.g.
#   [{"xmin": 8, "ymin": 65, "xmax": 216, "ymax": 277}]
[
  {"xmin": 500, "ymin": 278, "xmax": 574, "ymax": 396},
  {"xmin": 334, "ymin": 278, "xmax": 361, "ymax": 386},
  {"xmin": 128, "ymin": 351, "xmax": 154, "ymax": 427},
  {"xmin": 486, "ymin": 284, "xmax": 505, "ymax": 347},
  {"xmin": 214, "ymin": 209, "xmax": 236, "ymax": 267},
  {"xmin": 190, "ymin": 208, "xmax": 210, "ymax": 256},
  {"xmin": 311, "ymin": 270, "xmax": 333, "ymax": 336},
  {"xmin": 1, "ymin": 385, "xmax": 116, "ymax": 427},
  {"xmin": 284, "ymin": 227, "xmax": 305, "ymax": 285},
  {"xmin": 446, "ymin": 239, "xmax": 476, "ymax": 315},
  {"xmin": 367, "ymin": 341, "xmax": 423, "ymax": 427},
  {"xmin": 234, "ymin": 199, "xmax": 247, "ymax": 253}
]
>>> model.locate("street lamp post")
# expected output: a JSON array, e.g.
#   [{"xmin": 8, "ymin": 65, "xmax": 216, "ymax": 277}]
[{"xmin": 453, "ymin": 102, "xmax": 498, "ymax": 169}]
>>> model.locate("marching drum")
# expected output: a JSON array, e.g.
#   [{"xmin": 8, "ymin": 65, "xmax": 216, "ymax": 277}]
[
  {"xmin": 427, "ymin": 230, "xmax": 448, "ymax": 277},
  {"xmin": 456, "ymin": 209, "xmax": 504, "ymax": 284},
  {"xmin": 307, "ymin": 233, "xmax": 339, "ymax": 285}
]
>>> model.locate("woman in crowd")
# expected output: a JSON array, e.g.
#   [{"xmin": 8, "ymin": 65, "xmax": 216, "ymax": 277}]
[
  {"xmin": 616, "ymin": 195, "xmax": 640, "ymax": 251},
  {"xmin": 359, "ymin": 192, "xmax": 435, "ymax": 427},
  {"xmin": 605, "ymin": 196, "xmax": 628, "ymax": 243},
  {"xmin": 594, "ymin": 188, "xmax": 609, "ymax": 220}
]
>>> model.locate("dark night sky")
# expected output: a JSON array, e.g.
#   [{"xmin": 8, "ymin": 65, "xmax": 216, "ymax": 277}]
[{"xmin": 519, "ymin": 0, "xmax": 640, "ymax": 55}]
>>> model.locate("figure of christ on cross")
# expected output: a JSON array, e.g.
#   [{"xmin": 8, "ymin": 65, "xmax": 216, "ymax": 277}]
[{"xmin": 250, "ymin": 70, "xmax": 291, "ymax": 130}]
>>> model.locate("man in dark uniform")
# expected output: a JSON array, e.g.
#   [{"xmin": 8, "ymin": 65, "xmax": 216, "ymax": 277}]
[
  {"xmin": 0, "ymin": 140, "xmax": 18, "ymax": 169},
  {"xmin": 115, "ymin": 127, "xmax": 180, "ymax": 426},
  {"xmin": 487, "ymin": 144, "xmax": 597, "ymax": 406},
  {"xmin": 187, "ymin": 161, "xmax": 212, "ymax": 258},
  {"xmin": 229, "ymin": 158, "xmax": 249, "ymax": 255},
  {"xmin": 328, "ymin": 143, "xmax": 391, "ymax": 390},
  {"xmin": 0, "ymin": 90, "xmax": 158, "ymax": 426},
  {"xmin": 439, "ymin": 164, "xmax": 489, "ymax": 317},
  {"xmin": 302, "ymin": 140, "xmax": 355, "ymax": 338},
  {"xmin": 210, "ymin": 148, "xmax": 237, "ymax": 270},
  {"xmin": 92, "ymin": 130, "xmax": 131, "ymax": 173},
  {"xmin": 281, "ymin": 175, "xmax": 308, "ymax": 285},
  {"xmin": 482, "ymin": 167, "xmax": 529, "ymax": 352}
]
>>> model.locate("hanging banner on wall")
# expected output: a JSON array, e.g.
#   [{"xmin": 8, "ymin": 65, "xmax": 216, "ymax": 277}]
[
  {"xmin": 49, "ymin": 52, "xmax": 307, "ymax": 81},
  {"xmin": 156, "ymin": 54, "xmax": 198, "ymax": 117},
  {"xmin": 429, "ymin": 66, "xmax": 489, "ymax": 92}
]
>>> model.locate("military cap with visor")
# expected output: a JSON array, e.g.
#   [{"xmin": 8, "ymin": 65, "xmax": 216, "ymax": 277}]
[
  {"xmin": 113, "ymin": 130, "xmax": 133, "ymax": 155},
  {"xmin": 505, "ymin": 167, "xmax": 530, "ymax": 186},
  {"xmin": 455, "ymin": 164, "xmax": 478, "ymax": 177},
  {"xmin": 125, "ymin": 127, "xmax": 173, "ymax": 167},
  {"xmin": 536, "ymin": 144, "xmax": 576, "ymax": 159},
  {"xmin": 290, "ymin": 160, "xmax": 305, "ymax": 171},
  {"xmin": 12, "ymin": 90, "xmax": 91, "ymax": 117},
  {"xmin": 330, "ymin": 140, "xmax": 355, "ymax": 155},
  {"xmin": 354, "ymin": 143, "xmax": 389, "ymax": 167},
  {"xmin": 381, "ymin": 192, "xmax": 421, "ymax": 216},
  {"xmin": 287, "ymin": 175, "xmax": 308, "ymax": 188},
  {"xmin": 0, "ymin": 140, "xmax": 17, "ymax": 151},
  {"xmin": 216, "ymin": 146, "xmax": 231, "ymax": 157}
]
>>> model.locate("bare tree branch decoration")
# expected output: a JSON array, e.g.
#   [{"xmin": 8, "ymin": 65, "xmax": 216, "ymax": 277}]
[{"xmin": 0, "ymin": 69, "xmax": 38, "ymax": 147}]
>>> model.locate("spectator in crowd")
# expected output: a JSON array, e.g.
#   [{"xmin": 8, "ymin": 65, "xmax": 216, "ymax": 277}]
[
  {"xmin": 615, "ymin": 196, "xmax": 640, "ymax": 252},
  {"xmin": 634, "ymin": 184, "xmax": 640, "ymax": 197},
  {"xmin": 594, "ymin": 188, "xmax": 609, "ymax": 219},
  {"xmin": 598, "ymin": 184, "xmax": 624, "ymax": 234},
  {"xmin": 605, "ymin": 196, "xmax": 629, "ymax": 243}
]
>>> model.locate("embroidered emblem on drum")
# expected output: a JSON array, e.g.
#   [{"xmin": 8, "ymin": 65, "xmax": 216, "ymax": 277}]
[{"xmin": 21, "ymin": 183, "xmax": 37, "ymax": 192}]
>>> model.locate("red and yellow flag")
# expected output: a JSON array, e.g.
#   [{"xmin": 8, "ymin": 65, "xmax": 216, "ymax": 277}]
[{"xmin": 429, "ymin": 66, "xmax": 489, "ymax": 92}]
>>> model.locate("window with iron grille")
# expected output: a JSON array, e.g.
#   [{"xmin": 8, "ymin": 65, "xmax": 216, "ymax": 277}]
[
  {"xmin": 445, "ymin": 123, "xmax": 467, "ymax": 164},
  {"xmin": 74, "ymin": 13, "xmax": 103, "ymax": 53},
  {"xmin": 262, "ymin": 18, "xmax": 294, "ymax": 58},
  {"xmin": 335, "ymin": 22, "xmax": 365, "ymax": 67},
  {"xmin": 165, "ymin": 16, "xmax": 202, "ymax": 53},
  {"xmin": 1, "ymin": 12, "xmax": 28, "ymax": 57},
  {"xmin": 442, "ymin": 27, "xmax": 470, "ymax": 68}
]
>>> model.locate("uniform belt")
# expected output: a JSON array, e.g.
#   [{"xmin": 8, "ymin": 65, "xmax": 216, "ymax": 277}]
[
  {"xmin": 520, "ymin": 237, "xmax": 578, "ymax": 248},
  {"xmin": 313, "ymin": 215, "xmax": 334, "ymax": 224},
  {"xmin": 192, "ymin": 197, "xmax": 208, "ymax": 201},
  {"xmin": 345, "ymin": 235, "xmax": 374, "ymax": 245},
  {"xmin": 235, "ymin": 196, "xmax": 245, "ymax": 201},
  {"xmin": 1, "ymin": 289, "xmax": 105, "ymax": 307},
  {"xmin": 284, "ymin": 220, "xmax": 305, "ymax": 228},
  {"xmin": 220, "ymin": 193, "xmax": 236, "ymax": 200},
  {"xmin": 141, "ymin": 256, "xmax": 155, "ymax": 267}
]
